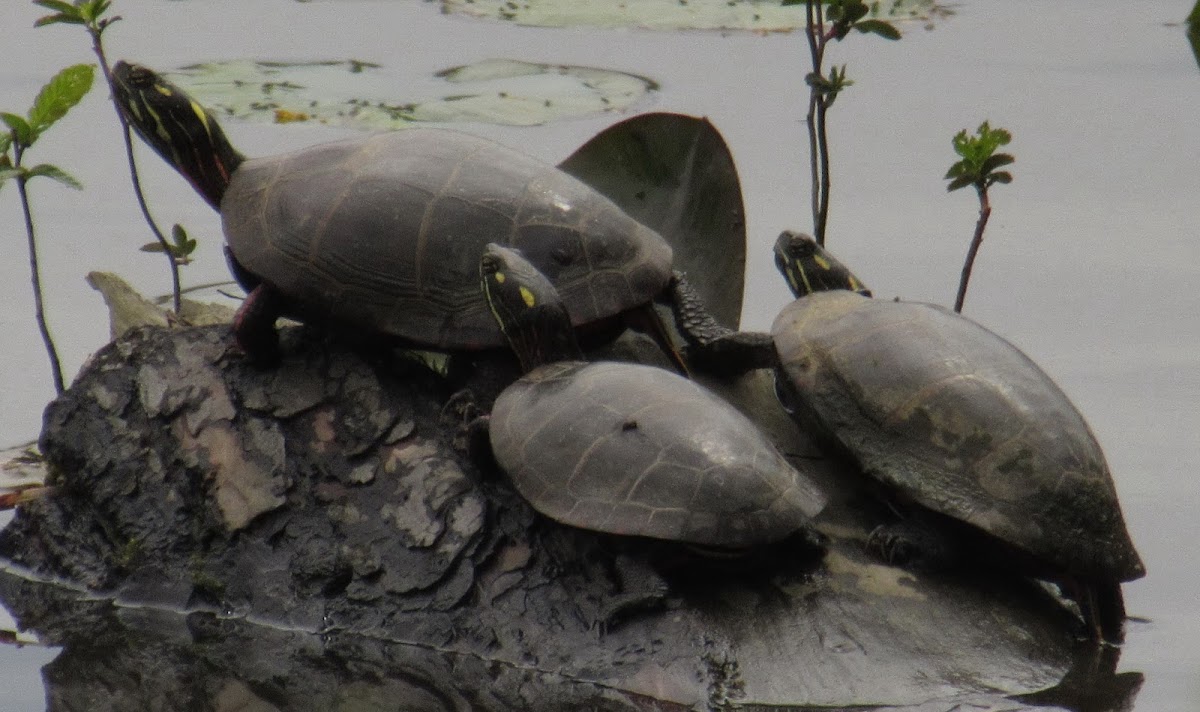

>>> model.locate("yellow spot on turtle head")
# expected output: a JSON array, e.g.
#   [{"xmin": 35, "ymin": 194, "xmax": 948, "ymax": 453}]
[
  {"xmin": 814, "ymin": 254, "xmax": 831, "ymax": 270},
  {"xmin": 154, "ymin": 85, "xmax": 173, "ymax": 97},
  {"xmin": 519, "ymin": 286, "xmax": 537, "ymax": 308},
  {"xmin": 493, "ymin": 271, "xmax": 506, "ymax": 284}
]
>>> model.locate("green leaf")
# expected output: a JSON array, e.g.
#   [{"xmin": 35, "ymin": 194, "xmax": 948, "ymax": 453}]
[
  {"xmin": 28, "ymin": 64, "xmax": 95, "ymax": 138},
  {"xmin": 989, "ymin": 171, "xmax": 1013, "ymax": 185},
  {"xmin": 25, "ymin": 163, "xmax": 83, "ymax": 189},
  {"xmin": 980, "ymin": 153, "xmax": 1015, "ymax": 174},
  {"xmin": 170, "ymin": 224, "xmax": 198, "ymax": 256},
  {"xmin": 140, "ymin": 242, "xmax": 168, "ymax": 254},
  {"xmin": 854, "ymin": 19, "xmax": 902, "ymax": 40},
  {"xmin": 32, "ymin": 0, "xmax": 84, "ymax": 27},
  {"xmin": 946, "ymin": 175, "xmax": 974, "ymax": 192},
  {"xmin": 1, "ymin": 112, "xmax": 33, "ymax": 145},
  {"xmin": 34, "ymin": 14, "xmax": 85, "ymax": 27},
  {"xmin": 32, "ymin": 0, "xmax": 80, "ymax": 13},
  {"xmin": 944, "ymin": 161, "xmax": 967, "ymax": 180}
]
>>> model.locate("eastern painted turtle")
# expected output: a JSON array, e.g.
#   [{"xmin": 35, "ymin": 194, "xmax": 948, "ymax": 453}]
[
  {"xmin": 674, "ymin": 231, "xmax": 1144, "ymax": 642},
  {"xmin": 111, "ymin": 62, "xmax": 685, "ymax": 365},
  {"xmin": 480, "ymin": 243, "xmax": 826, "ymax": 548}
]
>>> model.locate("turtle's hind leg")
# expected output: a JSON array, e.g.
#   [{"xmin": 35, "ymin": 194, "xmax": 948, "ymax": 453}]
[{"xmin": 233, "ymin": 284, "xmax": 284, "ymax": 365}]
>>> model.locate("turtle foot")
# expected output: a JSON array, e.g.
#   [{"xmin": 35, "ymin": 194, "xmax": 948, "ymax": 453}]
[
  {"xmin": 232, "ymin": 284, "xmax": 284, "ymax": 366},
  {"xmin": 441, "ymin": 389, "xmax": 495, "ymax": 467},
  {"xmin": 866, "ymin": 519, "xmax": 960, "ymax": 572}
]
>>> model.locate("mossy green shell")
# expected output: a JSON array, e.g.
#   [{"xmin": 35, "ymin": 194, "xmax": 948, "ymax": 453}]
[
  {"xmin": 490, "ymin": 361, "xmax": 826, "ymax": 546},
  {"xmin": 221, "ymin": 129, "xmax": 672, "ymax": 349},
  {"xmin": 772, "ymin": 291, "xmax": 1143, "ymax": 582}
]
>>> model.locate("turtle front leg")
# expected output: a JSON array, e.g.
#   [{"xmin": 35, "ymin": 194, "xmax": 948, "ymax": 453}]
[
  {"xmin": 665, "ymin": 272, "xmax": 776, "ymax": 374},
  {"xmin": 233, "ymin": 284, "xmax": 285, "ymax": 365}
]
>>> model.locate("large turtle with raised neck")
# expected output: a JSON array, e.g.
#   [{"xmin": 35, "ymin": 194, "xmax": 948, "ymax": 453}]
[
  {"xmin": 111, "ymin": 61, "xmax": 690, "ymax": 365},
  {"xmin": 674, "ymin": 231, "xmax": 1144, "ymax": 642},
  {"xmin": 480, "ymin": 242, "xmax": 827, "ymax": 549}
]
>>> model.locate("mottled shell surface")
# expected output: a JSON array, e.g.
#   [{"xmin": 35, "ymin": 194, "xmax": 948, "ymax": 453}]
[
  {"xmin": 490, "ymin": 361, "xmax": 826, "ymax": 547},
  {"xmin": 772, "ymin": 290, "xmax": 1143, "ymax": 582},
  {"xmin": 221, "ymin": 129, "xmax": 672, "ymax": 349}
]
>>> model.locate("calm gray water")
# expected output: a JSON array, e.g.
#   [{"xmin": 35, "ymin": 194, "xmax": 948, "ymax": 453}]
[{"xmin": 1, "ymin": 0, "xmax": 1197, "ymax": 708}]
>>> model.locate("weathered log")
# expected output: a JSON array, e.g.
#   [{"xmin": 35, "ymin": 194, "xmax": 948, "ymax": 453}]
[{"xmin": 0, "ymin": 324, "xmax": 1140, "ymax": 710}]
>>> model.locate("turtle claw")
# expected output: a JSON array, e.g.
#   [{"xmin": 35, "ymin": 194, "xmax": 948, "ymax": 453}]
[
  {"xmin": 441, "ymin": 389, "xmax": 494, "ymax": 464},
  {"xmin": 866, "ymin": 519, "xmax": 958, "ymax": 572}
]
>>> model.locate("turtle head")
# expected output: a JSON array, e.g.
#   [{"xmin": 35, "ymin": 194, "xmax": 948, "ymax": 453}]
[
  {"xmin": 480, "ymin": 243, "xmax": 583, "ymax": 373},
  {"xmin": 111, "ymin": 61, "xmax": 244, "ymax": 210},
  {"xmin": 773, "ymin": 230, "xmax": 872, "ymax": 298}
]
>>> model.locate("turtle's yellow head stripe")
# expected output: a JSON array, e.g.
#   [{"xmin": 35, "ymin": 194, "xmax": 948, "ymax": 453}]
[
  {"xmin": 493, "ymin": 271, "xmax": 506, "ymax": 284},
  {"xmin": 814, "ymin": 254, "xmax": 831, "ymax": 271},
  {"xmin": 190, "ymin": 101, "xmax": 213, "ymax": 139},
  {"xmin": 154, "ymin": 84, "xmax": 173, "ymax": 97},
  {"xmin": 519, "ymin": 286, "xmax": 536, "ymax": 308}
]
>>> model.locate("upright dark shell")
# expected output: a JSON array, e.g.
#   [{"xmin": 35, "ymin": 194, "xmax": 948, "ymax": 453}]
[
  {"xmin": 489, "ymin": 361, "xmax": 826, "ymax": 547},
  {"xmin": 221, "ymin": 129, "xmax": 673, "ymax": 349},
  {"xmin": 771, "ymin": 290, "xmax": 1144, "ymax": 582}
]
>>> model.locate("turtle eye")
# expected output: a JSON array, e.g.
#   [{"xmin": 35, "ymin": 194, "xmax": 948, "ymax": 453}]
[
  {"xmin": 128, "ymin": 64, "xmax": 156, "ymax": 89},
  {"xmin": 480, "ymin": 254, "xmax": 498, "ymax": 276}
]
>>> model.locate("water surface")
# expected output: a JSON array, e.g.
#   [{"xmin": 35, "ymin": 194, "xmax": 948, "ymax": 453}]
[{"xmin": 1, "ymin": 0, "xmax": 1196, "ymax": 708}]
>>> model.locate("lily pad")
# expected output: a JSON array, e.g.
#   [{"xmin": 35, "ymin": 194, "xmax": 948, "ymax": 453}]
[
  {"xmin": 439, "ymin": 0, "xmax": 952, "ymax": 32},
  {"xmin": 560, "ymin": 113, "xmax": 745, "ymax": 328},
  {"xmin": 168, "ymin": 59, "xmax": 657, "ymax": 129}
]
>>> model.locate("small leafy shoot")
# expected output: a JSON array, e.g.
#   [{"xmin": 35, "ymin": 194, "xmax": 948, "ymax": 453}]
[
  {"xmin": 793, "ymin": 0, "xmax": 903, "ymax": 246},
  {"xmin": 945, "ymin": 121, "xmax": 1014, "ymax": 194},
  {"xmin": 141, "ymin": 224, "xmax": 197, "ymax": 264},
  {"xmin": 34, "ymin": 0, "xmax": 120, "ymax": 33},
  {"xmin": 945, "ymin": 121, "xmax": 1015, "ymax": 313},
  {"xmin": 36, "ymin": 0, "xmax": 186, "ymax": 313},
  {"xmin": 1, "ymin": 63, "xmax": 96, "ymax": 394}
]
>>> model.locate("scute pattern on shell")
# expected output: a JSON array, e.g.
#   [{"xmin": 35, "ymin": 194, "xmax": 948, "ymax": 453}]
[
  {"xmin": 771, "ymin": 290, "xmax": 1144, "ymax": 582},
  {"xmin": 489, "ymin": 361, "xmax": 826, "ymax": 547},
  {"xmin": 221, "ymin": 129, "xmax": 672, "ymax": 349}
]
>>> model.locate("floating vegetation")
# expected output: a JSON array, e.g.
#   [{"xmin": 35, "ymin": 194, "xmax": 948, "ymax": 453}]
[
  {"xmin": 438, "ymin": 0, "xmax": 952, "ymax": 32},
  {"xmin": 168, "ymin": 58, "xmax": 658, "ymax": 129}
]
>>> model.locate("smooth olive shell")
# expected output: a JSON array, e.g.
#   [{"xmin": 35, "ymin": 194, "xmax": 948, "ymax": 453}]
[
  {"xmin": 490, "ymin": 361, "xmax": 826, "ymax": 547},
  {"xmin": 221, "ymin": 129, "xmax": 672, "ymax": 349},
  {"xmin": 772, "ymin": 290, "xmax": 1143, "ymax": 582}
]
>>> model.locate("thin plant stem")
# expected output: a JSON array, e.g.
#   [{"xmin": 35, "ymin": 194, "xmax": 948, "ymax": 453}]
[
  {"xmin": 89, "ymin": 28, "xmax": 182, "ymax": 314},
  {"xmin": 805, "ymin": 0, "xmax": 833, "ymax": 246},
  {"xmin": 805, "ymin": 1, "xmax": 822, "ymax": 232},
  {"xmin": 954, "ymin": 187, "xmax": 992, "ymax": 313},
  {"xmin": 13, "ymin": 144, "xmax": 66, "ymax": 395},
  {"xmin": 815, "ymin": 89, "xmax": 831, "ymax": 245}
]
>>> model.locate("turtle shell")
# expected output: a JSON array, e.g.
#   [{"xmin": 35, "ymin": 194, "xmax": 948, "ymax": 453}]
[
  {"xmin": 771, "ymin": 290, "xmax": 1144, "ymax": 582},
  {"xmin": 221, "ymin": 129, "xmax": 672, "ymax": 349},
  {"xmin": 489, "ymin": 361, "xmax": 826, "ymax": 547}
]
